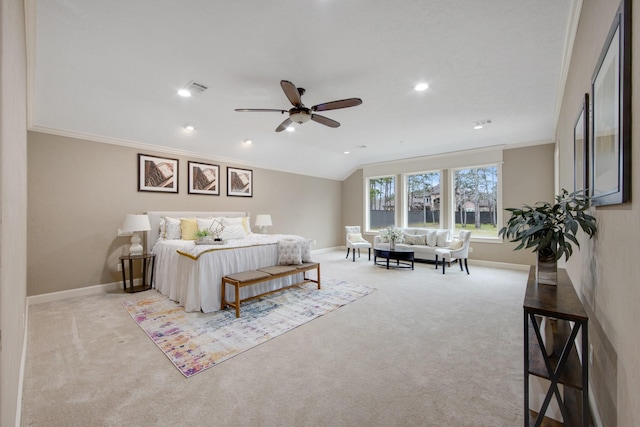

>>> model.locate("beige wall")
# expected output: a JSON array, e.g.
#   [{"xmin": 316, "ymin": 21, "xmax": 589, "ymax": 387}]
[
  {"xmin": 27, "ymin": 131, "xmax": 342, "ymax": 296},
  {"xmin": 341, "ymin": 143, "xmax": 556, "ymax": 265},
  {"xmin": 1, "ymin": 0, "xmax": 28, "ymax": 425},
  {"xmin": 556, "ymin": 0, "xmax": 640, "ymax": 424}
]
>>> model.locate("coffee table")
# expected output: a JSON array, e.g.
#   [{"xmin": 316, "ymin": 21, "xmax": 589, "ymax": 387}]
[{"xmin": 374, "ymin": 247, "xmax": 414, "ymax": 270}]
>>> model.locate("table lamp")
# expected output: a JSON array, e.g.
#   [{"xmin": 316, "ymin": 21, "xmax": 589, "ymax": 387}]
[
  {"xmin": 254, "ymin": 214, "xmax": 272, "ymax": 234},
  {"xmin": 121, "ymin": 214, "xmax": 151, "ymax": 255}
]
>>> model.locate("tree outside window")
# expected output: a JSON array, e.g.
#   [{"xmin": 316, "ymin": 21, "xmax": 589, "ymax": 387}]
[
  {"xmin": 368, "ymin": 176, "xmax": 395, "ymax": 230},
  {"xmin": 453, "ymin": 166, "xmax": 498, "ymax": 237},
  {"xmin": 406, "ymin": 172, "xmax": 441, "ymax": 228}
]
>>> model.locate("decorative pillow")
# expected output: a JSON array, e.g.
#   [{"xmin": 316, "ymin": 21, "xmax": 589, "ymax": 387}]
[
  {"xmin": 180, "ymin": 218, "xmax": 199, "ymax": 240},
  {"xmin": 425, "ymin": 229, "xmax": 437, "ymax": 247},
  {"xmin": 242, "ymin": 216, "xmax": 252, "ymax": 234},
  {"xmin": 348, "ymin": 233, "xmax": 366, "ymax": 242},
  {"xmin": 436, "ymin": 230, "xmax": 449, "ymax": 247},
  {"xmin": 300, "ymin": 239, "xmax": 313, "ymax": 262},
  {"xmin": 222, "ymin": 217, "xmax": 249, "ymax": 234},
  {"xmin": 449, "ymin": 238, "xmax": 463, "ymax": 250},
  {"xmin": 220, "ymin": 225, "xmax": 247, "ymax": 240},
  {"xmin": 197, "ymin": 217, "xmax": 215, "ymax": 232},
  {"xmin": 163, "ymin": 217, "xmax": 181, "ymax": 240},
  {"xmin": 277, "ymin": 240, "xmax": 302, "ymax": 265},
  {"xmin": 403, "ymin": 233, "xmax": 426, "ymax": 245}
]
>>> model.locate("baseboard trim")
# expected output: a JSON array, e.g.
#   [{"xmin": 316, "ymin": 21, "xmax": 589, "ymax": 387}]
[
  {"xmin": 27, "ymin": 281, "xmax": 122, "ymax": 306},
  {"xmin": 469, "ymin": 259, "xmax": 531, "ymax": 271}
]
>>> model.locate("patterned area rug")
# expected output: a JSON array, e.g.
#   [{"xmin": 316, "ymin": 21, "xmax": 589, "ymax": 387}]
[{"xmin": 122, "ymin": 278, "xmax": 375, "ymax": 377}]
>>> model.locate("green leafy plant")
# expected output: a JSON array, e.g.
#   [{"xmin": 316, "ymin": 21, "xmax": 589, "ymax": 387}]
[
  {"xmin": 196, "ymin": 229, "xmax": 211, "ymax": 238},
  {"xmin": 498, "ymin": 189, "xmax": 597, "ymax": 261}
]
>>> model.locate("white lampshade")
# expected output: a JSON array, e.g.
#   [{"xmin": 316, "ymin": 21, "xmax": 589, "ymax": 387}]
[
  {"xmin": 255, "ymin": 214, "xmax": 272, "ymax": 234},
  {"xmin": 122, "ymin": 214, "xmax": 151, "ymax": 256}
]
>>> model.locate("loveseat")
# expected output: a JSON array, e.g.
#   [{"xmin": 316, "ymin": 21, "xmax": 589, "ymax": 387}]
[{"xmin": 373, "ymin": 228, "xmax": 453, "ymax": 262}]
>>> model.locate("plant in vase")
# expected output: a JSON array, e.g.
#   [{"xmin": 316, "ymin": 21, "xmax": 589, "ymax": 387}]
[
  {"xmin": 499, "ymin": 189, "xmax": 597, "ymax": 356},
  {"xmin": 380, "ymin": 226, "xmax": 403, "ymax": 250},
  {"xmin": 499, "ymin": 189, "xmax": 597, "ymax": 285}
]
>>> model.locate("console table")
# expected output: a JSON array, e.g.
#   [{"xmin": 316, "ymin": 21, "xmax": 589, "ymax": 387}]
[{"xmin": 523, "ymin": 267, "xmax": 590, "ymax": 426}]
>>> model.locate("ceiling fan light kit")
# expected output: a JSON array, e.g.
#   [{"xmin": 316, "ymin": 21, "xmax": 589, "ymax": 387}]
[{"xmin": 235, "ymin": 80, "xmax": 362, "ymax": 132}]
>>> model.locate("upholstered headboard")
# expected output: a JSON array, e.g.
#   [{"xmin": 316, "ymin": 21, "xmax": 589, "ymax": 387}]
[{"xmin": 145, "ymin": 211, "xmax": 249, "ymax": 249}]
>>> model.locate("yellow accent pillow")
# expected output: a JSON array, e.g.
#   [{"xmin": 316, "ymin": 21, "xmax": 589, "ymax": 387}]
[
  {"xmin": 242, "ymin": 216, "xmax": 251, "ymax": 234},
  {"xmin": 180, "ymin": 218, "xmax": 199, "ymax": 240}
]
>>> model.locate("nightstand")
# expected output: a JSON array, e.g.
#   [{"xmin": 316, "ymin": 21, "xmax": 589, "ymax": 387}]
[{"xmin": 119, "ymin": 253, "xmax": 156, "ymax": 293}]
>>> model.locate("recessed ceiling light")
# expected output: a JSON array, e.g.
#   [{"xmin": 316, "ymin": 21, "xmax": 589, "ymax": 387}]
[
  {"xmin": 474, "ymin": 125, "xmax": 483, "ymax": 130},
  {"xmin": 178, "ymin": 89, "xmax": 191, "ymax": 97},
  {"xmin": 183, "ymin": 123, "xmax": 195, "ymax": 131},
  {"xmin": 344, "ymin": 151, "xmax": 350, "ymax": 154},
  {"xmin": 286, "ymin": 126, "xmax": 295, "ymax": 132},
  {"xmin": 244, "ymin": 139, "xmax": 252, "ymax": 144},
  {"xmin": 414, "ymin": 83, "xmax": 429, "ymax": 91}
]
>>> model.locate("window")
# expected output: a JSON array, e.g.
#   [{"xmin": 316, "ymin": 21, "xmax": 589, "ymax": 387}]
[
  {"xmin": 368, "ymin": 176, "xmax": 395, "ymax": 230},
  {"xmin": 453, "ymin": 166, "xmax": 499, "ymax": 237},
  {"xmin": 405, "ymin": 171, "xmax": 441, "ymax": 228}
]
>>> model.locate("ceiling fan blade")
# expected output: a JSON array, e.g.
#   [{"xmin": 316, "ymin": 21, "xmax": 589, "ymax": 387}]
[
  {"xmin": 311, "ymin": 114, "xmax": 340, "ymax": 128},
  {"xmin": 280, "ymin": 80, "xmax": 302, "ymax": 107},
  {"xmin": 275, "ymin": 117, "xmax": 293, "ymax": 132},
  {"xmin": 311, "ymin": 98, "xmax": 362, "ymax": 112},
  {"xmin": 234, "ymin": 108, "xmax": 287, "ymax": 113}
]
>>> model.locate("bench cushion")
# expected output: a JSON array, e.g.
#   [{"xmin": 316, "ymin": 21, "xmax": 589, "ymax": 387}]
[
  {"xmin": 258, "ymin": 265, "xmax": 298, "ymax": 275},
  {"xmin": 225, "ymin": 270, "xmax": 271, "ymax": 283}
]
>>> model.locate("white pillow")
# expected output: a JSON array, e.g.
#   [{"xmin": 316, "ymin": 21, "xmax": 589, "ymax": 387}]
[
  {"xmin": 348, "ymin": 233, "xmax": 365, "ymax": 242},
  {"xmin": 300, "ymin": 239, "xmax": 313, "ymax": 263},
  {"xmin": 277, "ymin": 240, "xmax": 302, "ymax": 265},
  {"xmin": 164, "ymin": 217, "xmax": 181, "ymax": 240},
  {"xmin": 425, "ymin": 229, "xmax": 437, "ymax": 247},
  {"xmin": 197, "ymin": 217, "xmax": 215, "ymax": 232},
  {"xmin": 220, "ymin": 225, "xmax": 247, "ymax": 240},
  {"xmin": 222, "ymin": 217, "xmax": 250, "ymax": 234},
  {"xmin": 436, "ymin": 230, "xmax": 449, "ymax": 247},
  {"xmin": 449, "ymin": 238, "xmax": 463, "ymax": 250}
]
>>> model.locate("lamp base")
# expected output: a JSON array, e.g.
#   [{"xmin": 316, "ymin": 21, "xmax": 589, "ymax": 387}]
[{"xmin": 129, "ymin": 232, "xmax": 143, "ymax": 256}]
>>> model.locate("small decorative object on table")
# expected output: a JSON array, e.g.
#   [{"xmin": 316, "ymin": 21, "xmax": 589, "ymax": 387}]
[
  {"xmin": 499, "ymin": 189, "xmax": 597, "ymax": 285},
  {"xmin": 380, "ymin": 226, "xmax": 403, "ymax": 251},
  {"xmin": 195, "ymin": 219, "xmax": 225, "ymax": 245}
]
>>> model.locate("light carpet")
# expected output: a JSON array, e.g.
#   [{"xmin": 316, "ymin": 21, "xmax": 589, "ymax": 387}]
[{"xmin": 122, "ymin": 277, "xmax": 375, "ymax": 377}]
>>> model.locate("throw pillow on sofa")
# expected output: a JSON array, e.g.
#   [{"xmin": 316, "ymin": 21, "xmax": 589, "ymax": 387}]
[
  {"xmin": 424, "ymin": 229, "xmax": 437, "ymax": 246},
  {"xmin": 402, "ymin": 233, "xmax": 426, "ymax": 245},
  {"xmin": 436, "ymin": 230, "xmax": 449, "ymax": 247}
]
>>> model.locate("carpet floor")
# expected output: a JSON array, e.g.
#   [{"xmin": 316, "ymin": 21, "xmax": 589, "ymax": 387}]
[{"xmin": 21, "ymin": 250, "xmax": 529, "ymax": 426}]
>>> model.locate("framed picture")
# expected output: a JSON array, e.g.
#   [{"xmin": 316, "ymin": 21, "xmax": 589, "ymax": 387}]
[
  {"xmin": 227, "ymin": 167, "xmax": 253, "ymax": 197},
  {"xmin": 573, "ymin": 93, "xmax": 589, "ymax": 194},
  {"xmin": 138, "ymin": 154, "xmax": 178, "ymax": 193},
  {"xmin": 590, "ymin": 0, "xmax": 631, "ymax": 206},
  {"xmin": 188, "ymin": 161, "xmax": 220, "ymax": 195}
]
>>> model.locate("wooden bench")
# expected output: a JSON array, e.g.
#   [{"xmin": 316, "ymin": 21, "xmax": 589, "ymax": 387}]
[{"xmin": 221, "ymin": 262, "xmax": 321, "ymax": 318}]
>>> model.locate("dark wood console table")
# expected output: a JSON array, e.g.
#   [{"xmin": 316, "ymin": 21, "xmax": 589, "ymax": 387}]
[{"xmin": 523, "ymin": 267, "xmax": 589, "ymax": 426}]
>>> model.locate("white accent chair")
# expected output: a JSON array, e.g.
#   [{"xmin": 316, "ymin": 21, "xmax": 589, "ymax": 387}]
[
  {"xmin": 434, "ymin": 230, "xmax": 471, "ymax": 274},
  {"xmin": 345, "ymin": 226, "xmax": 371, "ymax": 262}
]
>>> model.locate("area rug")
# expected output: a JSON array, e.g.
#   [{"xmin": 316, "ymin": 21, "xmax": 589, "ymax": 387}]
[{"xmin": 122, "ymin": 278, "xmax": 375, "ymax": 377}]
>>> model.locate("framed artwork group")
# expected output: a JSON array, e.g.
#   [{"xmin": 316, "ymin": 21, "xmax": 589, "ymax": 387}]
[
  {"xmin": 574, "ymin": 0, "xmax": 631, "ymax": 207},
  {"xmin": 138, "ymin": 154, "xmax": 253, "ymax": 197}
]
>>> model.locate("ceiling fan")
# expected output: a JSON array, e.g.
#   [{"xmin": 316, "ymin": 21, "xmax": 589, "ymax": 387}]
[{"xmin": 235, "ymin": 80, "xmax": 362, "ymax": 132}]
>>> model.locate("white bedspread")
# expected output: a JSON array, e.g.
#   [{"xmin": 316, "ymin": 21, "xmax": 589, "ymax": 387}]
[{"xmin": 152, "ymin": 234, "xmax": 305, "ymax": 313}]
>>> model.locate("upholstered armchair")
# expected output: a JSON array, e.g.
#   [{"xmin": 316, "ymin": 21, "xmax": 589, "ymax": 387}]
[
  {"xmin": 345, "ymin": 226, "xmax": 372, "ymax": 262},
  {"xmin": 434, "ymin": 230, "xmax": 471, "ymax": 274}
]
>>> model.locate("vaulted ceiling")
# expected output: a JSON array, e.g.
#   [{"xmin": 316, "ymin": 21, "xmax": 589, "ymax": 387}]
[{"xmin": 29, "ymin": 0, "xmax": 574, "ymax": 180}]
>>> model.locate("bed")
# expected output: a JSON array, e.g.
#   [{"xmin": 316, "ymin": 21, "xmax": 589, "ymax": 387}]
[{"xmin": 147, "ymin": 211, "xmax": 310, "ymax": 313}]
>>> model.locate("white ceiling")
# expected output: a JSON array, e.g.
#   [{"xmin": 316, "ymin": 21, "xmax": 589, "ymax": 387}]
[{"xmin": 29, "ymin": 0, "xmax": 573, "ymax": 180}]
